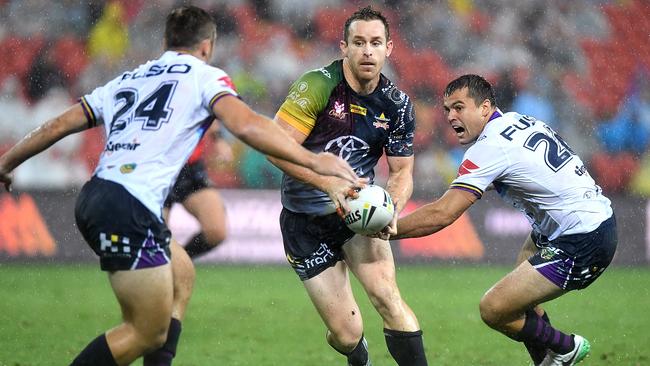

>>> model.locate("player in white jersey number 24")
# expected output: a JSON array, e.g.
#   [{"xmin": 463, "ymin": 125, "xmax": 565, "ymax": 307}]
[
  {"xmin": 389, "ymin": 75, "xmax": 617, "ymax": 366},
  {"xmin": 0, "ymin": 5, "xmax": 363, "ymax": 366}
]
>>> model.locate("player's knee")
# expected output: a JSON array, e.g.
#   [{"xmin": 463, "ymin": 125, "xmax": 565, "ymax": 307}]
[
  {"xmin": 126, "ymin": 321, "xmax": 169, "ymax": 353},
  {"xmin": 202, "ymin": 226, "xmax": 227, "ymax": 247},
  {"xmin": 328, "ymin": 327, "xmax": 364, "ymax": 350},
  {"xmin": 144, "ymin": 324, "xmax": 170, "ymax": 351},
  {"xmin": 479, "ymin": 292, "xmax": 505, "ymax": 328}
]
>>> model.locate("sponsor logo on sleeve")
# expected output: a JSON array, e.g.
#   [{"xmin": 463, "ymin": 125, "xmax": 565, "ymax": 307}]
[
  {"xmin": 218, "ymin": 75, "xmax": 236, "ymax": 91},
  {"xmin": 458, "ymin": 159, "xmax": 479, "ymax": 176}
]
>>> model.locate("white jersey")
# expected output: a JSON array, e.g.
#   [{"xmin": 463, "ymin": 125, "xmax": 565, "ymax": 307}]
[
  {"xmin": 450, "ymin": 111, "xmax": 612, "ymax": 240},
  {"xmin": 80, "ymin": 51, "xmax": 237, "ymax": 220}
]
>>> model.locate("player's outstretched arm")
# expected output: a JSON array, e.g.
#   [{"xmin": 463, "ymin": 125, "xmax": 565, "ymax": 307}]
[
  {"xmin": 393, "ymin": 188, "xmax": 477, "ymax": 239},
  {"xmin": 0, "ymin": 104, "xmax": 89, "ymax": 191},
  {"xmin": 212, "ymin": 96, "xmax": 361, "ymax": 185},
  {"xmin": 377, "ymin": 155, "xmax": 414, "ymax": 239}
]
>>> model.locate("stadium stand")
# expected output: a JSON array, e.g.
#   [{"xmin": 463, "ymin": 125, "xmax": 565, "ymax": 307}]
[{"xmin": 0, "ymin": 0, "xmax": 648, "ymax": 196}]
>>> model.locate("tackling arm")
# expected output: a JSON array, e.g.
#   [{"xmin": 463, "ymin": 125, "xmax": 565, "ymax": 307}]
[
  {"xmin": 393, "ymin": 188, "xmax": 478, "ymax": 239},
  {"xmin": 0, "ymin": 104, "xmax": 90, "ymax": 191},
  {"xmin": 212, "ymin": 96, "xmax": 359, "ymax": 184},
  {"xmin": 266, "ymin": 115, "xmax": 360, "ymax": 214}
]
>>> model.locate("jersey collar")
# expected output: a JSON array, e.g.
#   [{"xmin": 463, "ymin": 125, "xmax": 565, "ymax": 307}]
[{"xmin": 488, "ymin": 109, "xmax": 503, "ymax": 122}]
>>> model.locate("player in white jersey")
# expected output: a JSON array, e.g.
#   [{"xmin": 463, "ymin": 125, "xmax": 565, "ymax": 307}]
[
  {"xmin": 0, "ymin": 6, "xmax": 361, "ymax": 366},
  {"xmin": 391, "ymin": 75, "xmax": 617, "ymax": 366}
]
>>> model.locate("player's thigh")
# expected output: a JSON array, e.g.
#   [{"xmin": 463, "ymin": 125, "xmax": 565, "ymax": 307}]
[
  {"xmin": 343, "ymin": 235, "xmax": 398, "ymax": 293},
  {"xmin": 182, "ymin": 188, "xmax": 227, "ymax": 233},
  {"xmin": 482, "ymin": 261, "xmax": 565, "ymax": 319},
  {"xmin": 109, "ymin": 264, "xmax": 174, "ymax": 332},
  {"xmin": 515, "ymin": 233, "xmax": 538, "ymax": 266},
  {"xmin": 303, "ymin": 261, "xmax": 363, "ymax": 335}
]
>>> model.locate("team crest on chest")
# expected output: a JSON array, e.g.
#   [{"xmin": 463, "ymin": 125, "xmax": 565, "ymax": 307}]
[
  {"xmin": 329, "ymin": 100, "xmax": 348, "ymax": 120},
  {"xmin": 373, "ymin": 113, "xmax": 390, "ymax": 130}
]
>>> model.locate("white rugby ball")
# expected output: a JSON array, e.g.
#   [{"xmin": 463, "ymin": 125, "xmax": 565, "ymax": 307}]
[{"xmin": 344, "ymin": 185, "xmax": 394, "ymax": 235}]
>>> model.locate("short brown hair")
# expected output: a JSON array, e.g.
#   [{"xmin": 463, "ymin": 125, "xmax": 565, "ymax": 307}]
[
  {"xmin": 164, "ymin": 6, "xmax": 216, "ymax": 50},
  {"xmin": 343, "ymin": 6, "xmax": 390, "ymax": 43},
  {"xmin": 445, "ymin": 74, "xmax": 497, "ymax": 107}
]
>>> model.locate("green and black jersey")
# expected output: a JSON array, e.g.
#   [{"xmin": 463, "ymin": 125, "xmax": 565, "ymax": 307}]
[{"xmin": 277, "ymin": 60, "xmax": 415, "ymax": 215}]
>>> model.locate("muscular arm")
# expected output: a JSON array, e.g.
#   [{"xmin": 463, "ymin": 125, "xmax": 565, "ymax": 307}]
[
  {"xmin": 212, "ymin": 96, "xmax": 359, "ymax": 184},
  {"xmin": 0, "ymin": 104, "xmax": 90, "ymax": 190},
  {"xmin": 266, "ymin": 115, "xmax": 357, "ymax": 213},
  {"xmin": 385, "ymin": 155, "xmax": 414, "ymax": 215},
  {"xmin": 377, "ymin": 155, "xmax": 413, "ymax": 238},
  {"xmin": 393, "ymin": 188, "xmax": 478, "ymax": 239}
]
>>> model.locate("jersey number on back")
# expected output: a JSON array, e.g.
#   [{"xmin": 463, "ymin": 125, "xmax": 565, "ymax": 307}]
[
  {"xmin": 110, "ymin": 81, "xmax": 177, "ymax": 135},
  {"xmin": 523, "ymin": 126, "xmax": 575, "ymax": 172}
]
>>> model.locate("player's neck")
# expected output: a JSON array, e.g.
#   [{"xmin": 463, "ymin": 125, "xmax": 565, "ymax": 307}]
[
  {"xmin": 342, "ymin": 59, "xmax": 379, "ymax": 95},
  {"xmin": 167, "ymin": 48, "xmax": 208, "ymax": 62}
]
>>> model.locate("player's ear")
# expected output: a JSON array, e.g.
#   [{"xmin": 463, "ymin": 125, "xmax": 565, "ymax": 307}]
[
  {"xmin": 481, "ymin": 99, "xmax": 491, "ymax": 118},
  {"xmin": 339, "ymin": 40, "xmax": 348, "ymax": 56},
  {"xmin": 386, "ymin": 39, "xmax": 393, "ymax": 57}
]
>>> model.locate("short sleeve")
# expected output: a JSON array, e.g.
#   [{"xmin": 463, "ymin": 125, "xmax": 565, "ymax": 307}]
[
  {"xmin": 201, "ymin": 67, "xmax": 238, "ymax": 111},
  {"xmin": 450, "ymin": 143, "xmax": 507, "ymax": 199},
  {"xmin": 80, "ymin": 83, "xmax": 110, "ymax": 128},
  {"xmin": 385, "ymin": 96, "xmax": 415, "ymax": 157},
  {"xmin": 276, "ymin": 70, "xmax": 335, "ymax": 136}
]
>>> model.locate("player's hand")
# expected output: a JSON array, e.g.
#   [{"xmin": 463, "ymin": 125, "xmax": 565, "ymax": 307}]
[
  {"xmin": 312, "ymin": 152, "xmax": 362, "ymax": 185},
  {"xmin": 322, "ymin": 177, "xmax": 364, "ymax": 217},
  {"xmin": 372, "ymin": 201, "xmax": 398, "ymax": 240},
  {"xmin": 0, "ymin": 168, "xmax": 13, "ymax": 192}
]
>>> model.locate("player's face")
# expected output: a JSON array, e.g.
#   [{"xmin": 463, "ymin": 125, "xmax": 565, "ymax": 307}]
[
  {"xmin": 443, "ymin": 87, "xmax": 491, "ymax": 145},
  {"xmin": 340, "ymin": 19, "xmax": 393, "ymax": 83}
]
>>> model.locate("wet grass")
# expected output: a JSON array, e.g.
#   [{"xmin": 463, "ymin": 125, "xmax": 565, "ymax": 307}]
[{"xmin": 0, "ymin": 264, "xmax": 648, "ymax": 365}]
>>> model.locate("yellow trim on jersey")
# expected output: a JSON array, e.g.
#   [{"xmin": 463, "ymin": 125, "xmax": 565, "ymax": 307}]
[
  {"xmin": 80, "ymin": 97, "xmax": 97, "ymax": 127},
  {"xmin": 276, "ymin": 108, "xmax": 314, "ymax": 136},
  {"xmin": 350, "ymin": 104, "xmax": 367, "ymax": 116},
  {"xmin": 450, "ymin": 182, "xmax": 484, "ymax": 197}
]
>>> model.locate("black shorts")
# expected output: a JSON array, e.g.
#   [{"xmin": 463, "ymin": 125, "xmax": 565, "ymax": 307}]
[
  {"xmin": 164, "ymin": 161, "xmax": 212, "ymax": 208},
  {"xmin": 75, "ymin": 176, "xmax": 172, "ymax": 271},
  {"xmin": 528, "ymin": 215, "xmax": 617, "ymax": 290},
  {"xmin": 280, "ymin": 208, "xmax": 355, "ymax": 281}
]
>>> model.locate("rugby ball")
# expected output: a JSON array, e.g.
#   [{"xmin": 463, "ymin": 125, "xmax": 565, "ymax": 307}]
[{"xmin": 344, "ymin": 185, "xmax": 394, "ymax": 235}]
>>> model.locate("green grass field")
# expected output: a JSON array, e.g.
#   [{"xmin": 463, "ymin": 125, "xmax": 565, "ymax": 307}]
[{"xmin": 0, "ymin": 264, "xmax": 648, "ymax": 365}]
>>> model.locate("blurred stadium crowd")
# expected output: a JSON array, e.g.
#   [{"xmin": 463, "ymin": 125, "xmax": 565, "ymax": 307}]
[{"xmin": 0, "ymin": 0, "xmax": 648, "ymax": 198}]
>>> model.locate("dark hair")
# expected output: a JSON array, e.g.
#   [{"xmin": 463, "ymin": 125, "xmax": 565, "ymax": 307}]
[
  {"xmin": 343, "ymin": 6, "xmax": 390, "ymax": 43},
  {"xmin": 164, "ymin": 6, "xmax": 216, "ymax": 50},
  {"xmin": 444, "ymin": 74, "xmax": 497, "ymax": 107}
]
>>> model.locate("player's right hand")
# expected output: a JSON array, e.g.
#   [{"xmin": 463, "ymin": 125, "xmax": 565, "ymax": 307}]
[{"xmin": 312, "ymin": 152, "xmax": 363, "ymax": 185}]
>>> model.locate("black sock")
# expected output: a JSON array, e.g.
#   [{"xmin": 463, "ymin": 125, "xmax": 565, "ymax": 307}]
[
  {"xmin": 384, "ymin": 329, "xmax": 428, "ymax": 366},
  {"xmin": 517, "ymin": 311, "xmax": 574, "ymax": 355},
  {"xmin": 143, "ymin": 318, "xmax": 182, "ymax": 366},
  {"xmin": 329, "ymin": 335, "xmax": 370, "ymax": 366},
  {"xmin": 523, "ymin": 310, "xmax": 551, "ymax": 364},
  {"xmin": 70, "ymin": 333, "xmax": 117, "ymax": 366},
  {"xmin": 184, "ymin": 233, "xmax": 213, "ymax": 258}
]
